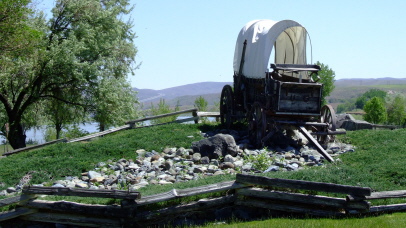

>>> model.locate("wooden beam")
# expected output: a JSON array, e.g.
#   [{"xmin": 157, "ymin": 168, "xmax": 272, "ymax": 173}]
[
  {"xmin": 0, "ymin": 194, "xmax": 36, "ymax": 208},
  {"xmin": 236, "ymin": 174, "xmax": 372, "ymax": 196},
  {"xmin": 126, "ymin": 108, "xmax": 198, "ymax": 124},
  {"xmin": 136, "ymin": 181, "xmax": 244, "ymax": 206},
  {"xmin": 136, "ymin": 195, "xmax": 235, "ymax": 222},
  {"xmin": 21, "ymin": 212, "xmax": 122, "ymax": 227},
  {"xmin": 298, "ymin": 126, "xmax": 335, "ymax": 163},
  {"xmin": 196, "ymin": 112, "xmax": 220, "ymax": 118},
  {"xmin": 0, "ymin": 208, "xmax": 37, "ymax": 222},
  {"xmin": 347, "ymin": 190, "xmax": 406, "ymax": 201},
  {"xmin": 3, "ymin": 138, "xmax": 67, "ymax": 156},
  {"xmin": 235, "ymin": 198, "xmax": 344, "ymax": 217},
  {"xmin": 25, "ymin": 200, "xmax": 132, "ymax": 218},
  {"xmin": 22, "ymin": 186, "xmax": 141, "ymax": 200},
  {"xmin": 369, "ymin": 203, "xmax": 406, "ymax": 213},
  {"xmin": 68, "ymin": 125, "xmax": 130, "ymax": 143},
  {"xmin": 237, "ymin": 188, "xmax": 370, "ymax": 210}
]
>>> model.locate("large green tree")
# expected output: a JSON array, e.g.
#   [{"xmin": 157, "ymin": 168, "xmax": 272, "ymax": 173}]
[
  {"xmin": 92, "ymin": 77, "xmax": 138, "ymax": 131},
  {"xmin": 0, "ymin": 0, "xmax": 137, "ymax": 149},
  {"xmin": 355, "ymin": 89, "xmax": 387, "ymax": 109},
  {"xmin": 387, "ymin": 95, "xmax": 406, "ymax": 125},
  {"xmin": 363, "ymin": 97, "xmax": 387, "ymax": 124},
  {"xmin": 314, "ymin": 61, "xmax": 335, "ymax": 106}
]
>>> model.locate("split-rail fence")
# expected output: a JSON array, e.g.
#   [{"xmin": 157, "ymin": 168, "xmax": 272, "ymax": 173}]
[{"xmin": 0, "ymin": 174, "xmax": 405, "ymax": 227}]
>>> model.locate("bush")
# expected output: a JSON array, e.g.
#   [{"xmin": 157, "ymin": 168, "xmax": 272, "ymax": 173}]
[
  {"xmin": 149, "ymin": 99, "xmax": 180, "ymax": 124},
  {"xmin": 363, "ymin": 97, "xmax": 387, "ymax": 124}
]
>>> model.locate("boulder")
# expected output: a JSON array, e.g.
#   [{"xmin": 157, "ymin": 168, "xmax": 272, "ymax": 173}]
[
  {"xmin": 191, "ymin": 134, "xmax": 238, "ymax": 159},
  {"xmin": 341, "ymin": 120, "xmax": 373, "ymax": 131},
  {"xmin": 336, "ymin": 113, "xmax": 372, "ymax": 131}
]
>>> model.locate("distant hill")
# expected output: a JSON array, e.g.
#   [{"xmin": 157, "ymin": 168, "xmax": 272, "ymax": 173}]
[
  {"xmin": 134, "ymin": 78, "xmax": 406, "ymax": 110},
  {"xmin": 134, "ymin": 82, "xmax": 230, "ymax": 109},
  {"xmin": 328, "ymin": 78, "xmax": 406, "ymax": 102}
]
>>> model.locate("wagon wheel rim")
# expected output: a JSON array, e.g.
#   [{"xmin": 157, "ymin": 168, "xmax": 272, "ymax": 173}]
[
  {"xmin": 248, "ymin": 102, "xmax": 266, "ymax": 148},
  {"xmin": 220, "ymin": 85, "xmax": 234, "ymax": 128},
  {"xmin": 318, "ymin": 105, "xmax": 337, "ymax": 145}
]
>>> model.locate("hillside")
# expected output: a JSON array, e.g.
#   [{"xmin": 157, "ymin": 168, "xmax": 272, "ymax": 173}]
[
  {"xmin": 134, "ymin": 78, "xmax": 406, "ymax": 110},
  {"xmin": 135, "ymin": 81, "xmax": 230, "ymax": 102},
  {"xmin": 327, "ymin": 78, "xmax": 406, "ymax": 103}
]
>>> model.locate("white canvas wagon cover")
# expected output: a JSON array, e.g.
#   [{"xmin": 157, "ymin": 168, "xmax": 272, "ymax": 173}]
[{"xmin": 233, "ymin": 19, "xmax": 308, "ymax": 78}]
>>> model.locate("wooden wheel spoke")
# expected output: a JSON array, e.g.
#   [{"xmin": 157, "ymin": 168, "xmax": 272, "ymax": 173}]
[{"xmin": 317, "ymin": 105, "xmax": 337, "ymax": 145}]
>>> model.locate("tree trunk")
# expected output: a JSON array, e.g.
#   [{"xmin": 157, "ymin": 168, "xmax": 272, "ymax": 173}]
[
  {"xmin": 99, "ymin": 123, "xmax": 105, "ymax": 132},
  {"xmin": 7, "ymin": 121, "xmax": 27, "ymax": 149},
  {"xmin": 55, "ymin": 124, "xmax": 62, "ymax": 139}
]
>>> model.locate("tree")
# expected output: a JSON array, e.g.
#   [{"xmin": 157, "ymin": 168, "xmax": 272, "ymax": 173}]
[
  {"xmin": 355, "ymin": 89, "xmax": 387, "ymax": 109},
  {"xmin": 0, "ymin": 0, "xmax": 137, "ymax": 149},
  {"xmin": 336, "ymin": 101, "xmax": 356, "ymax": 114},
  {"xmin": 387, "ymin": 95, "xmax": 406, "ymax": 125},
  {"xmin": 44, "ymin": 95, "xmax": 86, "ymax": 139},
  {"xmin": 92, "ymin": 77, "xmax": 138, "ymax": 131},
  {"xmin": 363, "ymin": 97, "xmax": 387, "ymax": 124},
  {"xmin": 149, "ymin": 99, "xmax": 179, "ymax": 124},
  {"xmin": 0, "ymin": 0, "xmax": 44, "ymax": 149},
  {"xmin": 194, "ymin": 96, "xmax": 208, "ymax": 112},
  {"xmin": 314, "ymin": 61, "xmax": 335, "ymax": 105}
]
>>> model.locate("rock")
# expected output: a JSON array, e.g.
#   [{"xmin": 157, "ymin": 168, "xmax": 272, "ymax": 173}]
[
  {"xmin": 284, "ymin": 152, "xmax": 294, "ymax": 159},
  {"xmin": 151, "ymin": 154, "xmax": 160, "ymax": 162},
  {"xmin": 263, "ymin": 165, "xmax": 279, "ymax": 173},
  {"xmin": 97, "ymin": 162, "xmax": 106, "ymax": 167},
  {"xmin": 234, "ymin": 160, "xmax": 243, "ymax": 167},
  {"xmin": 224, "ymin": 154, "xmax": 235, "ymax": 163},
  {"xmin": 89, "ymin": 185, "xmax": 99, "ymax": 190},
  {"xmin": 90, "ymin": 176, "xmax": 105, "ymax": 183},
  {"xmin": 191, "ymin": 134, "xmax": 238, "ymax": 159},
  {"xmin": 75, "ymin": 182, "xmax": 88, "ymax": 188},
  {"xmin": 213, "ymin": 171, "xmax": 225, "ymax": 176},
  {"xmin": 136, "ymin": 149, "xmax": 146, "ymax": 155},
  {"xmin": 164, "ymin": 160, "xmax": 174, "ymax": 170},
  {"xmin": 145, "ymin": 151, "xmax": 159, "ymax": 158},
  {"xmin": 88, "ymin": 171, "xmax": 102, "ymax": 179},
  {"xmin": 6, "ymin": 187, "xmax": 17, "ymax": 193},
  {"xmin": 159, "ymin": 180, "xmax": 173, "ymax": 185},
  {"xmin": 0, "ymin": 190, "xmax": 8, "ymax": 196},
  {"xmin": 200, "ymin": 156, "xmax": 210, "ymax": 164},
  {"xmin": 242, "ymin": 163, "xmax": 252, "ymax": 171},
  {"xmin": 341, "ymin": 119, "xmax": 372, "ymax": 131},
  {"xmin": 128, "ymin": 164, "xmax": 140, "ymax": 170},
  {"xmin": 149, "ymin": 180, "xmax": 158, "ymax": 185},
  {"xmin": 192, "ymin": 153, "xmax": 201, "ymax": 162},
  {"xmin": 219, "ymin": 162, "xmax": 234, "ymax": 169},
  {"xmin": 286, "ymin": 163, "xmax": 299, "ymax": 171}
]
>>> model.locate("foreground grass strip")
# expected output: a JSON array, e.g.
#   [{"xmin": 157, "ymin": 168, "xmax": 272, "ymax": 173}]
[{"xmin": 199, "ymin": 212, "xmax": 406, "ymax": 228}]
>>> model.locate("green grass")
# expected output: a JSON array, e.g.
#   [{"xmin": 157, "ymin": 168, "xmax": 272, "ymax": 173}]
[
  {"xmin": 198, "ymin": 212, "xmax": 406, "ymax": 228},
  {"xmin": 0, "ymin": 123, "xmax": 206, "ymax": 190},
  {"xmin": 0, "ymin": 123, "xmax": 405, "ymax": 225}
]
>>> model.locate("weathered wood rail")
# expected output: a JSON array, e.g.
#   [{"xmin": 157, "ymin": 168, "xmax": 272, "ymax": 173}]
[
  {"xmin": 2, "ymin": 138, "xmax": 67, "ymax": 156},
  {"xmin": 3, "ymin": 109, "xmax": 219, "ymax": 156},
  {"xmin": 0, "ymin": 174, "xmax": 405, "ymax": 227}
]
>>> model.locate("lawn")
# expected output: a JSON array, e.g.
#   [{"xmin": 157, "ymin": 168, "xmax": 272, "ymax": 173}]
[{"xmin": 0, "ymin": 123, "xmax": 405, "ymax": 225}]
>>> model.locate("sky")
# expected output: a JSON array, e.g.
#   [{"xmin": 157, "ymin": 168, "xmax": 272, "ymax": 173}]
[{"xmin": 38, "ymin": 0, "xmax": 406, "ymax": 90}]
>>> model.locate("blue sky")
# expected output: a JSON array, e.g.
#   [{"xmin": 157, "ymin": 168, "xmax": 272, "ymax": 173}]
[{"xmin": 39, "ymin": 0, "xmax": 406, "ymax": 90}]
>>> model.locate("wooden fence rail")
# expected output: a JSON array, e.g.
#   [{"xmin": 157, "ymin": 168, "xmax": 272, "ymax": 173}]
[
  {"xmin": 0, "ymin": 174, "xmax": 405, "ymax": 227},
  {"xmin": 3, "ymin": 109, "xmax": 219, "ymax": 156}
]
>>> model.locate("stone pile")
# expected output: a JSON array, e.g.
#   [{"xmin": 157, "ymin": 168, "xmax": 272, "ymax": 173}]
[{"xmin": 1, "ymin": 129, "xmax": 354, "ymax": 196}]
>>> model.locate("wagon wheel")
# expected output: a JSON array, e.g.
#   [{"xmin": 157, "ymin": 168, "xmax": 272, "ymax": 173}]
[
  {"xmin": 248, "ymin": 102, "xmax": 267, "ymax": 148},
  {"xmin": 220, "ymin": 85, "xmax": 234, "ymax": 128},
  {"xmin": 318, "ymin": 105, "xmax": 337, "ymax": 145}
]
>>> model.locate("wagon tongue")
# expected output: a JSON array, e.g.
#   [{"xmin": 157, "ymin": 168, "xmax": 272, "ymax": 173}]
[{"xmin": 298, "ymin": 126, "xmax": 335, "ymax": 163}]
